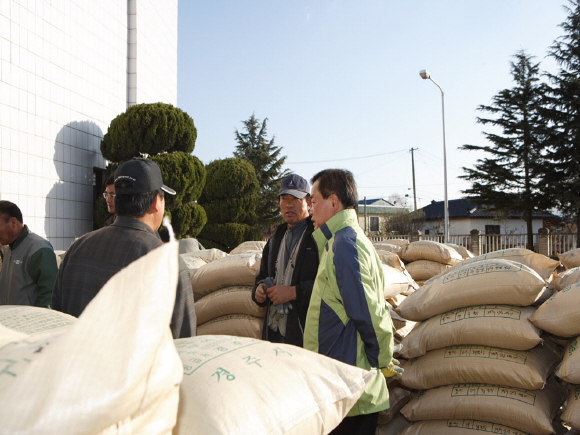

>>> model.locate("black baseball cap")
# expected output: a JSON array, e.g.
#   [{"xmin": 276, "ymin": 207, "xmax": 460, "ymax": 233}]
[
  {"xmin": 279, "ymin": 174, "xmax": 310, "ymax": 199},
  {"xmin": 114, "ymin": 158, "xmax": 176, "ymax": 195}
]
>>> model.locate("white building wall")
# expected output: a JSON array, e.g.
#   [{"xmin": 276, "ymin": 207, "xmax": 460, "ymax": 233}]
[{"xmin": 0, "ymin": 0, "xmax": 178, "ymax": 250}]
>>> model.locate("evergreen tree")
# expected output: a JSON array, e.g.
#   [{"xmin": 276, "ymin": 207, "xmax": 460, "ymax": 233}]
[
  {"xmin": 543, "ymin": 0, "xmax": 580, "ymax": 238},
  {"xmin": 459, "ymin": 51, "xmax": 552, "ymax": 250},
  {"xmin": 233, "ymin": 114, "xmax": 289, "ymax": 231}
]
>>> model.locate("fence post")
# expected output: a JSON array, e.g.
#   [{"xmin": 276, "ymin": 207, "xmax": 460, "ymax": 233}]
[
  {"xmin": 470, "ymin": 229, "xmax": 481, "ymax": 256},
  {"xmin": 411, "ymin": 230, "xmax": 421, "ymax": 243},
  {"xmin": 538, "ymin": 227, "xmax": 550, "ymax": 257}
]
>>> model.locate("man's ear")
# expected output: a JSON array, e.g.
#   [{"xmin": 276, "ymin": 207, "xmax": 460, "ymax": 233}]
[{"xmin": 149, "ymin": 194, "xmax": 163, "ymax": 214}]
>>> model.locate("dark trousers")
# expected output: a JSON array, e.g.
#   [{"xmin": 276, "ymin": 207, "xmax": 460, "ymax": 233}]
[{"xmin": 329, "ymin": 412, "xmax": 379, "ymax": 435}]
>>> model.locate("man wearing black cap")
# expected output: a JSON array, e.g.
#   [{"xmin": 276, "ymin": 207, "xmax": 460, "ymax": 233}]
[
  {"xmin": 251, "ymin": 173, "xmax": 318, "ymax": 347},
  {"xmin": 52, "ymin": 159, "xmax": 196, "ymax": 338}
]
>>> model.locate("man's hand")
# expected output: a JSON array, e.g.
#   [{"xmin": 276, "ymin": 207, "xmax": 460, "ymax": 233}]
[
  {"xmin": 255, "ymin": 283, "xmax": 268, "ymax": 304},
  {"xmin": 266, "ymin": 285, "xmax": 296, "ymax": 305},
  {"xmin": 381, "ymin": 358, "xmax": 404, "ymax": 378}
]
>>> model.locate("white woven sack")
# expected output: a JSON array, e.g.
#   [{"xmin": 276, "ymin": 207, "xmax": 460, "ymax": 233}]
[
  {"xmin": 401, "ymin": 341, "xmax": 562, "ymax": 390},
  {"xmin": 556, "ymin": 336, "xmax": 580, "ymax": 384},
  {"xmin": 559, "ymin": 248, "xmax": 580, "ymax": 269},
  {"xmin": 400, "ymin": 240, "xmax": 463, "ymax": 265},
  {"xmin": 187, "ymin": 248, "xmax": 228, "ymax": 262},
  {"xmin": 173, "ymin": 335, "xmax": 376, "ymax": 435},
  {"xmin": 194, "ymin": 285, "xmax": 266, "ymax": 325},
  {"xmin": 399, "ymin": 419, "xmax": 531, "ymax": 435},
  {"xmin": 0, "ymin": 305, "xmax": 77, "ymax": 334},
  {"xmin": 0, "ymin": 239, "xmax": 183, "ymax": 434},
  {"xmin": 179, "ymin": 253, "xmax": 208, "ymax": 273},
  {"xmin": 530, "ymin": 281, "xmax": 580, "ymax": 337},
  {"xmin": 401, "ymin": 305, "xmax": 542, "ymax": 359},
  {"xmin": 561, "ymin": 384, "xmax": 580, "ymax": 429},
  {"xmin": 229, "ymin": 240, "xmax": 267, "ymax": 255},
  {"xmin": 380, "ymin": 239, "xmax": 410, "ymax": 248},
  {"xmin": 405, "ymin": 259, "xmax": 450, "ymax": 281},
  {"xmin": 178, "ymin": 238, "xmax": 204, "ymax": 254},
  {"xmin": 401, "ymin": 376, "xmax": 567, "ymax": 435},
  {"xmin": 191, "ymin": 251, "xmax": 262, "ymax": 295},
  {"xmin": 396, "ymin": 259, "xmax": 547, "ymax": 322}
]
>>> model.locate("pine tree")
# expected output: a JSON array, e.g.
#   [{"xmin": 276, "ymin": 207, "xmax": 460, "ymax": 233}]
[
  {"xmin": 543, "ymin": 0, "xmax": 580, "ymax": 239},
  {"xmin": 459, "ymin": 51, "xmax": 552, "ymax": 250},
  {"xmin": 233, "ymin": 114, "xmax": 289, "ymax": 231}
]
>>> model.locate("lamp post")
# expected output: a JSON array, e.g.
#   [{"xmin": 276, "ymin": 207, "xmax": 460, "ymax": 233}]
[{"xmin": 419, "ymin": 69, "xmax": 449, "ymax": 243}]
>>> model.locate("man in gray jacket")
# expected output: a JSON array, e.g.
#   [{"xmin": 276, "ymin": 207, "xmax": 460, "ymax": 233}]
[{"xmin": 0, "ymin": 201, "xmax": 58, "ymax": 308}]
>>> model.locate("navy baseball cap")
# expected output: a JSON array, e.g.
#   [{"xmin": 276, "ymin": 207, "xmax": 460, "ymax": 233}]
[
  {"xmin": 114, "ymin": 158, "xmax": 176, "ymax": 195},
  {"xmin": 279, "ymin": 174, "xmax": 310, "ymax": 199}
]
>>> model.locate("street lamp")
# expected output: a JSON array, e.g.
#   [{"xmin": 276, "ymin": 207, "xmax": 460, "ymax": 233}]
[{"xmin": 419, "ymin": 69, "xmax": 449, "ymax": 243}]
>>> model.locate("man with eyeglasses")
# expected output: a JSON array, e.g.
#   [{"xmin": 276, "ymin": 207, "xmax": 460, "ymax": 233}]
[
  {"xmin": 103, "ymin": 175, "xmax": 116, "ymax": 226},
  {"xmin": 53, "ymin": 158, "xmax": 196, "ymax": 338}
]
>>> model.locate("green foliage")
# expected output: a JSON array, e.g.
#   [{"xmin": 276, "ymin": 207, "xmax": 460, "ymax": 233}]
[
  {"xmin": 543, "ymin": 0, "xmax": 580, "ymax": 234},
  {"xmin": 100, "ymin": 103, "xmax": 196, "ymax": 162},
  {"xmin": 198, "ymin": 158, "xmax": 260, "ymax": 248},
  {"xmin": 233, "ymin": 114, "xmax": 289, "ymax": 229},
  {"xmin": 171, "ymin": 202, "xmax": 207, "ymax": 239},
  {"xmin": 98, "ymin": 103, "xmax": 204, "ymax": 238},
  {"xmin": 459, "ymin": 50, "xmax": 551, "ymax": 250},
  {"xmin": 150, "ymin": 153, "xmax": 206, "ymax": 209},
  {"xmin": 198, "ymin": 223, "xmax": 262, "ymax": 252}
]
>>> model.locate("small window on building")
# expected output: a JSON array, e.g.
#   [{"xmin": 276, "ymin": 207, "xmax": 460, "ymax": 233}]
[
  {"xmin": 424, "ymin": 229, "xmax": 430, "ymax": 235},
  {"xmin": 485, "ymin": 225, "xmax": 500, "ymax": 235},
  {"xmin": 369, "ymin": 216, "xmax": 380, "ymax": 232}
]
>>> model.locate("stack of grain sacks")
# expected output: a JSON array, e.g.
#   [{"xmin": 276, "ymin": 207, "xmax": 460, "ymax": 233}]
[
  {"xmin": 190, "ymin": 241, "xmax": 266, "ymax": 339},
  {"xmin": 530, "ymin": 252, "xmax": 580, "ymax": 431},
  {"xmin": 399, "ymin": 240, "xmax": 464, "ymax": 287},
  {"xmin": 393, "ymin": 250, "xmax": 566, "ymax": 435}
]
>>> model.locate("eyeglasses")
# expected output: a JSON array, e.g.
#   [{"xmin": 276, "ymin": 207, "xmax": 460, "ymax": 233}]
[{"xmin": 103, "ymin": 192, "xmax": 116, "ymax": 199}]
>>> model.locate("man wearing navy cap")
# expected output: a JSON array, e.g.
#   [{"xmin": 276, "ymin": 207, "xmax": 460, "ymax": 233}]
[
  {"xmin": 251, "ymin": 173, "xmax": 319, "ymax": 347},
  {"xmin": 52, "ymin": 159, "xmax": 196, "ymax": 338}
]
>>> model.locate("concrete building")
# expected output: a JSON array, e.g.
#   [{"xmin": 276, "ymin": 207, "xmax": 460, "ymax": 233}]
[{"xmin": 0, "ymin": 0, "xmax": 177, "ymax": 250}]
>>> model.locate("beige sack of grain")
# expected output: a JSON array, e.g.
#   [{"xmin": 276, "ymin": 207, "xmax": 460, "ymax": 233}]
[
  {"xmin": 197, "ymin": 313, "xmax": 263, "ymax": 339},
  {"xmin": 230, "ymin": 240, "xmax": 266, "ymax": 255},
  {"xmin": 390, "ymin": 308, "xmax": 416, "ymax": 342},
  {"xmin": 400, "ymin": 240, "xmax": 463, "ymax": 265},
  {"xmin": 530, "ymin": 281, "xmax": 580, "ymax": 337},
  {"xmin": 396, "ymin": 259, "xmax": 547, "ymax": 322},
  {"xmin": 446, "ymin": 243, "xmax": 475, "ymax": 259},
  {"xmin": 376, "ymin": 413, "xmax": 411, "ymax": 435},
  {"xmin": 194, "ymin": 286, "xmax": 266, "ymax": 325},
  {"xmin": 0, "ymin": 305, "xmax": 76, "ymax": 334},
  {"xmin": 0, "ymin": 238, "xmax": 183, "ymax": 434},
  {"xmin": 556, "ymin": 336, "xmax": 580, "ymax": 384},
  {"xmin": 54, "ymin": 250, "xmax": 66, "ymax": 268},
  {"xmin": 554, "ymin": 266, "xmax": 580, "ymax": 291},
  {"xmin": 173, "ymin": 335, "xmax": 377, "ymax": 435},
  {"xmin": 376, "ymin": 249, "xmax": 403, "ymax": 268},
  {"xmin": 428, "ymin": 248, "xmax": 560, "ymax": 283},
  {"xmin": 401, "ymin": 341, "xmax": 561, "ymax": 391},
  {"xmin": 191, "ymin": 251, "xmax": 261, "ymax": 295},
  {"xmin": 382, "ymin": 264, "xmax": 417, "ymax": 299},
  {"xmin": 401, "ymin": 376, "xmax": 567, "ymax": 435},
  {"xmin": 399, "ymin": 419, "xmax": 531, "ymax": 435},
  {"xmin": 559, "ymin": 248, "xmax": 580, "ymax": 269},
  {"xmin": 401, "ymin": 305, "xmax": 542, "ymax": 359},
  {"xmin": 405, "ymin": 259, "xmax": 451, "ymax": 281},
  {"xmin": 374, "ymin": 242, "xmax": 403, "ymax": 255},
  {"xmin": 377, "ymin": 383, "xmax": 412, "ymax": 424},
  {"xmin": 562, "ymin": 384, "xmax": 580, "ymax": 430}
]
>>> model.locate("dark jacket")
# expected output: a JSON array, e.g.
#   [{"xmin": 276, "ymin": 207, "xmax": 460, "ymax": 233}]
[{"xmin": 251, "ymin": 216, "xmax": 318, "ymax": 347}]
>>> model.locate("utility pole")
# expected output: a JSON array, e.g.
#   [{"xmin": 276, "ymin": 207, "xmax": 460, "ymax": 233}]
[{"xmin": 410, "ymin": 148, "xmax": 418, "ymax": 211}]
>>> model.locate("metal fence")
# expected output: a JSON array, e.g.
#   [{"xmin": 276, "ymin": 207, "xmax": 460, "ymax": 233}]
[{"xmin": 369, "ymin": 232, "xmax": 578, "ymax": 258}]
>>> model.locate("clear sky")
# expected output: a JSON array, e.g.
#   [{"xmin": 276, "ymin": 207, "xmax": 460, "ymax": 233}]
[{"xmin": 177, "ymin": 1, "xmax": 568, "ymax": 209}]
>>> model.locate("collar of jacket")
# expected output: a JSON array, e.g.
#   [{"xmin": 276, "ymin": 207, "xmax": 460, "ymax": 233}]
[
  {"xmin": 313, "ymin": 209, "xmax": 358, "ymax": 252},
  {"xmin": 10, "ymin": 224, "xmax": 30, "ymax": 250}
]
